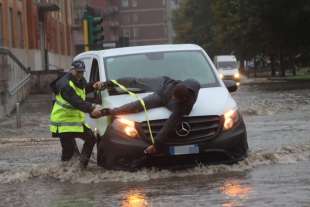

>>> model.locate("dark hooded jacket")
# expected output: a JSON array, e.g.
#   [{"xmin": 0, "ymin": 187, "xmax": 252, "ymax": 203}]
[
  {"xmin": 113, "ymin": 76, "xmax": 200, "ymax": 106},
  {"xmin": 108, "ymin": 76, "xmax": 200, "ymax": 116}
]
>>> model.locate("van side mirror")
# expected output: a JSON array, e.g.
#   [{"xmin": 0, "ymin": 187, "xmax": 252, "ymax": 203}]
[{"xmin": 223, "ymin": 80, "xmax": 238, "ymax": 92}]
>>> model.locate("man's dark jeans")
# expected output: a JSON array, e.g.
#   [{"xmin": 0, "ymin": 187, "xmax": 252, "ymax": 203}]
[{"xmin": 58, "ymin": 125, "xmax": 96, "ymax": 165}]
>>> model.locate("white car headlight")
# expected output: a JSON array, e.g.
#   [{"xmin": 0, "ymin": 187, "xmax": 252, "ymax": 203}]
[
  {"xmin": 219, "ymin": 73, "xmax": 224, "ymax": 79},
  {"xmin": 223, "ymin": 109, "xmax": 239, "ymax": 131},
  {"xmin": 234, "ymin": 73, "xmax": 240, "ymax": 79},
  {"xmin": 114, "ymin": 118, "xmax": 139, "ymax": 138}
]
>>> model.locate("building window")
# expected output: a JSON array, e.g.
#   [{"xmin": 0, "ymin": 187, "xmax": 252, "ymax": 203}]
[
  {"xmin": 132, "ymin": 0, "xmax": 138, "ymax": 7},
  {"xmin": 60, "ymin": 1, "xmax": 65, "ymax": 21},
  {"xmin": 122, "ymin": 28, "xmax": 130, "ymax": 38},
  {"xmin": 133, "ymin": 13, "xmax": 138, "ymax": 23},
  {"xmin": 0, "ymin": 4, "xmax": 3, "ymax": 46},
  {"xmin": 122, "ymin": 14, "xmax": 131, "ymax": 24},
  {"xmin": 17, "ymin": 12, "xmax": 24, "ymax": 48},
  {"xmin": 164, "ymin": 27, "xmax": 168, "ymax": 36},
  {"xmin": 121, "ymin": 0, "xmax": 129, "ymax": 7},
  {"xmin": 8, "ymin": 8, "xmax": 14, "ymax": 48},
  {"xmin": 163, "ymin": 12, "xmax": 167, "ymax": 22},
  {"xmin": 133, "ymin": 28, "xmax": 139, "ymax": 39}
]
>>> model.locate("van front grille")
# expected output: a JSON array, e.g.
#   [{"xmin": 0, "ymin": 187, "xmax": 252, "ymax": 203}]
[
  {"xmin": 140, "ymin": 115, "xmax": 223, "ymax": 145},
  {"xmin": 224, "ymin": 75, "xmax": 235, "ymax": 79}
]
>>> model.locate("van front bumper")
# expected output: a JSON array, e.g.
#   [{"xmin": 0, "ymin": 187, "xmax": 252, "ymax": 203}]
[
  {"xmin": 97, "ymin": 117, "xmax": 248, "ymax": 170},
  {"xmin": 223, "ymin": 75, "xmax": 240, "ymax": 82}
]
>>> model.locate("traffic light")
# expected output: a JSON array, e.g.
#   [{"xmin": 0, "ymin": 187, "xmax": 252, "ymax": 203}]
[
  {"xmin": 89, "ymin": 16, "xmax": 104, "ymax": 49},
  {"xmin": 83, "ymin": 14, "xmax": 104, "ymax": 50}
]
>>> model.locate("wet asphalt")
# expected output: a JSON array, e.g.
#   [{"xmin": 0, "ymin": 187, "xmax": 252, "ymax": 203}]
[{"xmin": 0, "ymin": 79, "xmax": 310, "ymax": 207}]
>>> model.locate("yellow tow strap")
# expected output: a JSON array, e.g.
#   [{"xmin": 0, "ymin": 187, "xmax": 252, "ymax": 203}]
[{"xmin": 111, "ymin": 80, "xmax": 155, "ymax": 145}]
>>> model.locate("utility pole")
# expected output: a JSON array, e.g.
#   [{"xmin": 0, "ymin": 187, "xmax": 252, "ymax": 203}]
[
  {"xmin": 83, "ymin": 6, "xmax": 104, "ymax": 51},
  {"xmin": 83, "ymin": 19, "xmax": 89, "ymax": 51}
]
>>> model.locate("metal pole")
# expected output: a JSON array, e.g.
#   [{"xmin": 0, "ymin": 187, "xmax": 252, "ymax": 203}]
[
  {"xmin": 16, "ymin": 102, "xmax": 21, "ymax": 128},
  {"xmin": 83, "ymin": 19, "xmax": 89, "ymax": 51},
  {"xmin": 39, "ymin": 21, "xmax": 46, "ymax": 71}
]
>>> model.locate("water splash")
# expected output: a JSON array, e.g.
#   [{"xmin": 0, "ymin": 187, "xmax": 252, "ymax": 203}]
[
  {"xmin": 234, "ymin": 88, "xmax": 310, "ymax": 116},
  {"xmin": 1, "ymin": 143, "xmax": 309, "ymax": 184}
]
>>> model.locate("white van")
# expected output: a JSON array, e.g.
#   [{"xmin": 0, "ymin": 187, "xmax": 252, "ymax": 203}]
[
  {"xmin": 214, "ymin": 55, "xmax": 240, "ymax": 82},
  {"xmin": 74, "ymin": 44, "xmax": 248, "ymax": 170}
]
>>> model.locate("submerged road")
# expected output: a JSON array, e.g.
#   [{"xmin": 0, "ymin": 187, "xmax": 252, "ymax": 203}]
[{"xmin": 0, "ymin": 79, "xmax": 310, "ymax": 207}]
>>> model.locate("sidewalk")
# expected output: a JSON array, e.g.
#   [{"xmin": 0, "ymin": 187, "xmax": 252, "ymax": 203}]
[{"xmin": 0, "ymin": 94, "xmax": 53, "ymax": 139}]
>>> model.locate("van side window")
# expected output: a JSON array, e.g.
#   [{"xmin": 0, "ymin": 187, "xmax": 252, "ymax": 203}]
[
  {"xmin": 86, "ymin": 59, "xmax": 102, "ymax": 104},
  {"xmin": 90, "ymin": 59, "xmax": 100, "ymax": 82}
]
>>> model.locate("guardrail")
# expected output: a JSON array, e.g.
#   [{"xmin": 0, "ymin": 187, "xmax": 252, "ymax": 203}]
[
  {"xmin": 0, "ymin": 47, "xmax": 31, "ymax": 96},
  {"xmin": 0, "ymin": 47, "xmax": 32, "ymax": 119}
]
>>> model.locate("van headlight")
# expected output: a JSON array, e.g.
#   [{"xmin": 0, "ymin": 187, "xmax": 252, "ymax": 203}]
[
  {"xmin": 219, "ymin": 73, "xmax": 224, "ymax": 79},
  {"xmin": 223, "ymin": 109, "xmax": 239, "ymax": 131},
  {"xmin": 234, "ymin": 73, "xmax": 240, "ymax": 79},
  {"xmin": 114, "ymin": 118, "xmax": 139, "ymax": 138}
]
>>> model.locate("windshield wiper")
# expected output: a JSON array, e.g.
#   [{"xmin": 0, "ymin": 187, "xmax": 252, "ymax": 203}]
[{"xmin": 109, "ymin": 86, "xmax": 147, "ymax": 95}]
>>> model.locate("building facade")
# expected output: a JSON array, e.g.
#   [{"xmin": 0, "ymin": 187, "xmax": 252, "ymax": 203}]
[
  {"xmin": 72, "ymin": 0, "xmax": 183, "ymax": 52},
  {"xmin": 0, "ymin": 0, "xmax": 74, "ymax": 71},
  {"xmin": 119, "ymin": 0, "xmax": 168, "ymax": 45},
  {"xmin": 118, "ymin": 0, "xmax": 183, "ymax": 46}
]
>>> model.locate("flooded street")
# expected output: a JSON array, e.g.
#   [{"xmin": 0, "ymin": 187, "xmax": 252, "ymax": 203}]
[{"xmin": 1, "ymin": 80, "xmax": 310, "ymax": 207}]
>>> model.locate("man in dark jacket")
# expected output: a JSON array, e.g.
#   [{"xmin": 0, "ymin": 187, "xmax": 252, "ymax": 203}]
[
  {"xmin": 102, "ymin": 76, "xmax": 201, "ymax": 154},
  {"xmin": 50, "ymin": 60, "xmax": 104, "ymax": 169}
]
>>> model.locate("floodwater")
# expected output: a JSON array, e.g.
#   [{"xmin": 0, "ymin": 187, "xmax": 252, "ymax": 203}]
[{"xmin": 0, "ymin": 79, "xmax": 310, "ymax": 207}]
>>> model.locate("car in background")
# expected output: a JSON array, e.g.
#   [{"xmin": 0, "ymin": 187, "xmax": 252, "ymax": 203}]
[
  {"xmin": 74, "ymin": 44, "xmax": 248, "ymax": 170},
  {"xmin": 214, "ymin": 55, "xmax": 240, "ymax": 83}
]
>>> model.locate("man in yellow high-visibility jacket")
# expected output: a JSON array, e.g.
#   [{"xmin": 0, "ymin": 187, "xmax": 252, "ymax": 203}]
[{"xmin": 50, "ymin": 60, "xmax": 104, "ymax": 169}]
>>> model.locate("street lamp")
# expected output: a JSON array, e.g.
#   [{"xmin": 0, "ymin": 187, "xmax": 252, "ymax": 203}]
[{"xmin": 37, "ymin": 3, "xmax": 59, "ymax": 71}]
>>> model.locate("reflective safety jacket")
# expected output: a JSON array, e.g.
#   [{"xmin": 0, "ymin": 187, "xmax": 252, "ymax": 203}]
[{"xmin": 49, "ymin": 73, "xmax": 95, "ymax": 134}]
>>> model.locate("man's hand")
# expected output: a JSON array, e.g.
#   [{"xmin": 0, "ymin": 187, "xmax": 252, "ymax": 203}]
[
  {"xmin": 93, "ymin": 81, "xmax": 106, "ymax": 90},
  {"xmin": 90, "ymin": 104, "xmax": 103, "ymax": 119},
  {"xmin": 144, "ymin": 145, "xmax": 157, "ymax": 154},
  {"xmin": 100, "ymin": 108, "xmax": 111, "ymax": 116}
]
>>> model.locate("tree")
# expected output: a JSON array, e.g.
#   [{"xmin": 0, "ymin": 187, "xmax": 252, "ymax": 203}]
[
  {"xmin": 173, "ymin": 0, "xmax": 218, "ymax": 57},
  {"xmin": 173, "ymin": 0, "xmax": 310, "ymax": 76}
]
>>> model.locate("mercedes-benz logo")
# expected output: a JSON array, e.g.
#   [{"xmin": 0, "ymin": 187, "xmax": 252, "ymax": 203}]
[{"xmin": 176, "ymin": 122, "xmax": 191, "ymax": 137}]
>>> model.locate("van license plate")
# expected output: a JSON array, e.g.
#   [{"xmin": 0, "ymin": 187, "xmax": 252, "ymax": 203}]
[{"xmin": 169, "ymin": 144, "xmax": 199, "ymax": 155}]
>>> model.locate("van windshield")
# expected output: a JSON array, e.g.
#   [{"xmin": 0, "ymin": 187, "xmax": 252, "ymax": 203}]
[
  {"xmin": 218, "ymin": 61, "xmax": 237, "ymax": 69},
  {"xmin": 104, "ymin": 51, "xmax": 219, "ymax": 92}
]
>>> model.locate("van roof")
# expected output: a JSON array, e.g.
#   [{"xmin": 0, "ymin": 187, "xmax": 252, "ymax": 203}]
[
  {"xmin": 215, "ymin": 55, "xmax": 237, "ymax": 61},
  {"xmin": 74, "ymin": 44, "xmax": 203, "ymax": 59}
]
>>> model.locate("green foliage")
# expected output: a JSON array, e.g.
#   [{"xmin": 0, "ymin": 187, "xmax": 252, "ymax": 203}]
[
  {"xmin": 173, "ymin": 0, "xmax": 217, "ymax": 56},
  {"xmin": 173, "ymin": 0, "xmax": 310, "ymax": 72}
]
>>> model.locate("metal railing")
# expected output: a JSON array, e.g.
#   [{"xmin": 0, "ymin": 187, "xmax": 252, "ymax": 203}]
[{"xmin": 0, "ymin": 47, "xmax": 31, "ymax": 96}]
